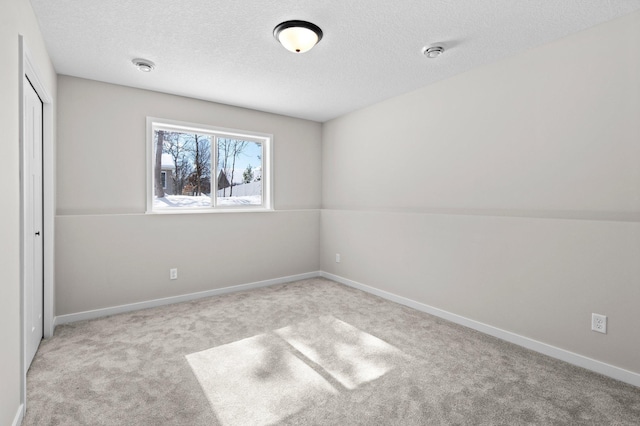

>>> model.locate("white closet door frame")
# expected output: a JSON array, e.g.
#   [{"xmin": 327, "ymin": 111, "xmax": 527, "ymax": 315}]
[{"xmin": 19, "ymin": 36, "xmax": 55, "ymax": 417}]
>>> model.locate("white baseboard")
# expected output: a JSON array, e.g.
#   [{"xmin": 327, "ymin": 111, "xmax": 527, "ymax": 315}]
[
  {"xmin": 320, "ymin": 272, "xmax": 640, "ymax": 388},
  {"xmin": 55, "ymin": 271, "xmax": 321, "ymax": 326},
  {"xmin": 50, "ymin": 270, "xmax": 639, "ymax": 388},
  {"xmin": 12, "ymin": 404, "xmax": 24, "ymax": 426}
]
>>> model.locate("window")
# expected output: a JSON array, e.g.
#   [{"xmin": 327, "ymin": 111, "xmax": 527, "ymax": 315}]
[{"xmin": 147, "ymin": 118, "xmax": 272, "ymax": 213}]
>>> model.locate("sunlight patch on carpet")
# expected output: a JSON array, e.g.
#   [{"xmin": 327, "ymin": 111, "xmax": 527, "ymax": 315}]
[
  {"xmin": 186, "ymin": 333, "xmax": 338, "ymax": 426},
  {"xmin": 186, "ymin": 316, "xmax": 407, "ymax": 425},
  {"xmin": 276, "ymin": 316, "xmax": 407, "ymax": 389}
]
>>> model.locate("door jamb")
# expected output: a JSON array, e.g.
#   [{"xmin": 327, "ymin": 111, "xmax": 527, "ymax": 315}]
[{"xmin": 19, "ymin": 35, "xmax": 55, "ymax": 417}]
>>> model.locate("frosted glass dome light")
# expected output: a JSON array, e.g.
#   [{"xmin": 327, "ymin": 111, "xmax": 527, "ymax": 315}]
[{"xmin": 274, "ymin": 20, "xmax": 323, "ymax": 53}]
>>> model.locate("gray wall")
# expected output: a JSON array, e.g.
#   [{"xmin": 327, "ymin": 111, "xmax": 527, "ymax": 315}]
[
  {"xmin": 0, "ymin": 0, "xmax": 57, "ymax": 423},
  {"xmin": 56, "ymin": 76, "xmax": 322, "ymax": 315},
  {"xmin": 321, "ymin": 12, "xmax": 640, "ymax": 374},
  {"xmin": 8, "ymin": 9, "xmax": 639, "ymax": 422}
]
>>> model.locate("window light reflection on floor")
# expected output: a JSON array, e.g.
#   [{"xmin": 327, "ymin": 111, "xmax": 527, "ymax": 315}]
[
  {"xmin": 186, "ymin": 333, "xmax": 337, "ymax": 426},
  {"xmin": 186, "ymin": 316, "xmax": 408, "ymax": 426},
  {"xmin": 275, "ymin": 316, "xmax": 407, "ymax": 390}
]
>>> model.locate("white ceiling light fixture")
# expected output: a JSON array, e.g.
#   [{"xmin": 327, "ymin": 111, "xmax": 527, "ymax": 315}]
[
  {"xmin": 274, "ymin": 20, "xmax": 323, "ymax": 53},
  {"xmin": 132, "ymin": 58, "xmax": 155, "ymax": 72},
  {"xmin": 422, "ymin": 46, "xmax": 444, "ymax": 58}
]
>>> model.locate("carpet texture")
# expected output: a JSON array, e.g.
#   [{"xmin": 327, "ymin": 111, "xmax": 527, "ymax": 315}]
[{"xmin": 24, "ymin": 278, "xmax": 640, "ymax": 425}]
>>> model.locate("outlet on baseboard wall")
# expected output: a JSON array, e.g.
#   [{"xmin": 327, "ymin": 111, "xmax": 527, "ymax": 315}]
[
  {"xmin": 170, "ymin": 268, "xmax": 178, "ymax": 280},
  {"xmin": 591, "ymin": 313, "xmax": 607, "ymax": 334},
  {"xmin": 335, "ymin": 253, "xmax": 341, "ymax": 263}
]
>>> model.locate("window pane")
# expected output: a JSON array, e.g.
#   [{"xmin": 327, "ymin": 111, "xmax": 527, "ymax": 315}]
[
  {"xmin": 216, "ymin": 139, "xmax": 263, "ymax": 206},
  {"xmin": 147, "ymin": 118, "xmax": 271, "ymax": 213},
  {"xmin": 153, "ymin": 129, "xmax": 212, "ymax": 210}
]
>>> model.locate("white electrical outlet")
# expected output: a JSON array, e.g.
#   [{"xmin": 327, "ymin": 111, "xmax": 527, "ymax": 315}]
[
  {"xmin": 591, "ymin": 313, "xmax": 607, "ymax": 334},
  {"xmin": 170, "ymin": 268, "xmax": 178, "ymax": 280},
  {"xmin": 335, "ymin": 253, "xmax": 341, "ymax": 263}
]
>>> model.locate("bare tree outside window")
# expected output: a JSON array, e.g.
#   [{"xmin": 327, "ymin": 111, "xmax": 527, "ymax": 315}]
[
  {"xmin": 185, "ymin": 134, "xmax": 211, "ymax": 196},
  {"xmin": 216, "ymin": 139, "xmax": 262, "ymax": 206},
  {"xmin": 154, "ymin": 130, "xmax": 165, "ymax": 198},
  {"xmin": 164, "ymin": 131, "xmax": 191, "ymax": 196}
]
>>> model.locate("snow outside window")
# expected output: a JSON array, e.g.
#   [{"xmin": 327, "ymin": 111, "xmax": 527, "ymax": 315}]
[{"xmin": 146, "ymin": 118, "xmax": 272, "ymax": 213}]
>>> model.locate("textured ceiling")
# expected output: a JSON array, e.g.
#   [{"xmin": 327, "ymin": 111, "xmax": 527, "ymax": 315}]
[{"xmin": 30, "ymin": 1, "xmax": 640, "ymax": 122}]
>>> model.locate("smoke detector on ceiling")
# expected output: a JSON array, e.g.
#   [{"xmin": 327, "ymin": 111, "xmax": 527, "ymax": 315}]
[
  {"xmin": 132, "ymin": 58, "xmax": 155, "ymax": 72},
  {"xmin": 422, "ymin": 46, "xmax": 444, "ymax": 58}
]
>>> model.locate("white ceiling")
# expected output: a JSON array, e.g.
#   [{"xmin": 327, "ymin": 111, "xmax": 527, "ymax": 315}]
[{"xmin": 30, "ymin": 1, "xmax": 640, "ymax": 122}]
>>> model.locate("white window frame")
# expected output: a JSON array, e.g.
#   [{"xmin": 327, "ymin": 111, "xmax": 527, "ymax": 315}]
[{"xmin": 146, "ymin": 117, "xmax": 273, "ymax": 213}]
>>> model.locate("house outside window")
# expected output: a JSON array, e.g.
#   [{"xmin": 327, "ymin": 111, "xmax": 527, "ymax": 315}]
[
  {"xmin": 147, "ymin": 117, "xmax": 272, "ymax": 213},
  {"xmin": 160, "ymin": 155, "xmax": 175, "ymax": 194}
]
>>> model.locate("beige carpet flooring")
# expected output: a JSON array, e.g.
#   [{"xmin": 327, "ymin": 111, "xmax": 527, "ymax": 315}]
[{"xmin": 24, "ymin": 278, "xmax": 640, "ymax": 425}]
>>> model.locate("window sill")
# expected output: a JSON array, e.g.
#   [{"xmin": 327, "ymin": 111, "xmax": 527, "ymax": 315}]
[{"xmin": 146, "ymin": 207, "xmax": 275, "ymax": 215}]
